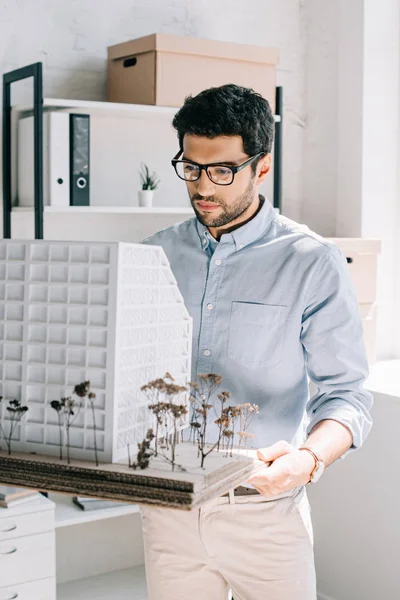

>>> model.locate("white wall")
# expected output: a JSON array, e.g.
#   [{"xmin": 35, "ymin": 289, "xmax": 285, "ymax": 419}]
[
  {"xmin": 302, "ymin": 0, "xmax": 339, "ymax": 237},
  {"xmin": 302, "ymin": 0, "xmax": 400, "ymax": 361},
  {"xmin": 335, "ymin": 0, "xmax": 400, "ymax": 361}
]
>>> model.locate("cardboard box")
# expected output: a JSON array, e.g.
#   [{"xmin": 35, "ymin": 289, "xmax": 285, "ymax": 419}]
[
  {"xmin": 326, "ymin": 238, "xmax": 382, "ymax": 304},
  {"xmin": 107, "ymin": 33, "xmax": 279, "ymax": 109}
]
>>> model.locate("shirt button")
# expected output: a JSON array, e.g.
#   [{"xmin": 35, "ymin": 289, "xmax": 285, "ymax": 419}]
[
  {"xmin": 215, "ymin": 259, "xmax": 221, "ymax": 265},
  {"xmin": 207, "ymin": 303, "xmax": 214, "ymax": 310},
  {"xmin": 200, "ymin": 394, "xmax": 206, "ymax": 400},
  {"xmin": 204, "ymin": 349, "xmax": 211, "ymax": 356}
]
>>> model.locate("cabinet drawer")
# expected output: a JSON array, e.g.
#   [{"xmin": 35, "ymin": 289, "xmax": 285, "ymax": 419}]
[
  {"xmin": 0, "ymin": 532, "xmax": 55, "ymax": 588},
  {"xmin": 0, "ymin": 509, "xmax": 54, "ymax": 542},
  {"xmin": 0, "ymin": 577, "xmax": 55, "ymax": 600}
]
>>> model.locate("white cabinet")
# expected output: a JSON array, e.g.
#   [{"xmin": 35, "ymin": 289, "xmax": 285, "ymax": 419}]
[
  {"xmin": 0, "ymin": 495, "xmax": 56, "ymax": 600},
  {"xmin": 0, "ymin": 493, "xmax": 146, "ymax": 599}
]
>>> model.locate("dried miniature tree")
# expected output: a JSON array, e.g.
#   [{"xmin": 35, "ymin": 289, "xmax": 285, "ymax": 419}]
[
  {"xmin": 223, "ymin": 405, "xmax": 242, "ymax": 457},
  {"xmin": 0, "ymin": 398, "xmax": 29, "ymax": 455},
  {"xmin": 168, "ymin": 402, "xmax": 188, "ymax": 469},
  {"xmin": 188, "ymin": 373, "xmax": 225, "ymax": 468},
  {"xmin": 236, "ymin": 403, "xmax": 260, "ymax": 449},
  {"xmin": 187, "ymin": 380, "xmax": 202, "ymax": 445},
  {"xmin": 142, "ymin": 372, "xmax": 187, "ymax": 469},
  {"xmin": 74, "ymin": 381, "xmax": 99, "ymax": 466},
  {"xmin": 214, "ymin": 391, "xmax": 231, "ymax": 451},
  {"xmin": 222, "ymin": 428, "xmax": 235, "ymax": 456},
  {"xmin": 50, "ymin": 399, "xmax": 64, "ymax": 460},
  {"xmin": 50, "ymin": 395, "xmax": 82, "ymax": 465},
  {"xmin": 128, "ymin": 428, "xmax": 155, "ymax": 470},
  {"xmin": 162, "ymin": 373, "xmax": 188, "ymax": 463},
  {"xmin": 141, "ymin": 376, "xmax": 169, "ymax": 456}
]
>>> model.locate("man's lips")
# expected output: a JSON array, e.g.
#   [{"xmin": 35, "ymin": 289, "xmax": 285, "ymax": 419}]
[{"xmin": 197, "ymin": 202, "xmax": 220, "ymax": 210}]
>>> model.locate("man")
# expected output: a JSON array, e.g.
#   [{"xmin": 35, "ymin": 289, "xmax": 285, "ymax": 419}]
[{"xmin": 139, "ymin": 84, "xmax": 373, "ymax": 600}]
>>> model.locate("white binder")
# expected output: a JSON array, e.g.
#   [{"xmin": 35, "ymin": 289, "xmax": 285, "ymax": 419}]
[{"xmin": 18, "ymin": 112, "xmax": 70, "ymax": 207}]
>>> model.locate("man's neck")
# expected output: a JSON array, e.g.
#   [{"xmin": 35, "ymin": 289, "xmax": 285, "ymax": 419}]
[{"xmin": 208, "ymin": 195, "xmax": 264, "ymax": 241}]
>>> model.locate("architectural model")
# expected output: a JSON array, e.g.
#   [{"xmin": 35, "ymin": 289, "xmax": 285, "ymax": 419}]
[{"xmin": 0, "ymin": 240, "xmax": 262, "ymax": 508}]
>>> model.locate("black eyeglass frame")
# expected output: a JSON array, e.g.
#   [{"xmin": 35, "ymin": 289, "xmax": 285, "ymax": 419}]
[{"xmin": 171, "ymin": 150, "xmax": 266, "ymax": 186}]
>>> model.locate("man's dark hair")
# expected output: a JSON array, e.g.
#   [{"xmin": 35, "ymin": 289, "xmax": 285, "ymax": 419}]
[{"xmin": 172, "ymin": 84, "xmax": 275, "ymax": 172}]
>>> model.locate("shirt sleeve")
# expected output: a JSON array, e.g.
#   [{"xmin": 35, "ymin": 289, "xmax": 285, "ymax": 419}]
[{"xmin": 300, "ymin": 244, "xmax": 374, "ymax": 459}]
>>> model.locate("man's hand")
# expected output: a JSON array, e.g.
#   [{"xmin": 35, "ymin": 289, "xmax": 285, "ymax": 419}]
[{"xmin": 245, "ymin": 440, "xmax": 316, "ymax": 498}]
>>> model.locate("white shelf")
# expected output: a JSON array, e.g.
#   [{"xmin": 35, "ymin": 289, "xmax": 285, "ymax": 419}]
[
  {"xmin": 57, "ymin": 565, "xmax": 147, "ymax": 600},
  {"xmin": 48, "ymin": 493, "xmax": 140, "ymax": 528},
  {"xmin": 14, "ymin": 98, "xmax": 177, "ymax": 119},
  {"xmin": 14, "ymin": 97, "xmax": 281, "ymax": 121},
  {"xmin": 12, "ymin": 206, "xmax": 194, "ymax": 215}
]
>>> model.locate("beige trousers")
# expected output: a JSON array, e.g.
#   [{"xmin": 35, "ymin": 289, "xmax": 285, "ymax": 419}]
[{"xmin": 139, "ymin": 486, "xmax": 317, "ymax": 600}]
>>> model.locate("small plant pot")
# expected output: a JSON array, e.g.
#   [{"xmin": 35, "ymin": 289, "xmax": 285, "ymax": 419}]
[{"xmin": 138, "ymin": 190, "xmax": 154, "ymax": 207}]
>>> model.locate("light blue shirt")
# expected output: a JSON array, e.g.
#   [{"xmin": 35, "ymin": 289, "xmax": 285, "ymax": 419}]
[{"xmin": 141, "ymin": 196, "xmax": 373, "ymax": 463}]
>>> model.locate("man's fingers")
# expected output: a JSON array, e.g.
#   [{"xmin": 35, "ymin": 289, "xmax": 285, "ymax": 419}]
[{"xmin": 257, "ymin": 440, "xmax": 293, "ymax": 463}]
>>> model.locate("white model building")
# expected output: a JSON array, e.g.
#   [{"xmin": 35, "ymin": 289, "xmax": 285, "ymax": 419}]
[{"xmin": 0, "ymin": 240, "xmax": 192, "ymax": 463}]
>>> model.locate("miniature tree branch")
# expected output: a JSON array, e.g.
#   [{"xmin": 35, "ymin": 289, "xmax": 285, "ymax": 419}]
[
  {"xmin": 188, "ymin": 374, "xmax": 226, "ymax": 468},
  {"xmin": 237, "ymin": 403, "xmax": 259, "ymax": 449},
  {"xmin": 129, "ymin": 428, "xmax": 155, "ymax": 470},
  {"xmin": 142, "ymin": 376, "xmax": 168, "ymax": 456},
  {"xmin": 50, "ymin": 392, "xmax": 82, "ymax": 465},
  {"xmin": 3, "ymin": 399, "xmax": 29, "ymax": 455},
  {"xmin": 73, "ymin": 381, "xmax": 99, "ymax": 466},
  {"xmin": 226, "ymin": 406, "xmax": 242, "ymax": 457},
  {"xmin": 50, "ymin": 400, "xmax": 64, "ymax": 460},
  {"xmin": 214, "ymin": 391, "xmax": 231, "ymax": 451}
]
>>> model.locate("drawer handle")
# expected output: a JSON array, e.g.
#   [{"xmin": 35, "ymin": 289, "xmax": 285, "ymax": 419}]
[
  {"xmin": 0, "ymin": 547, "xmax": 17, "ymax": 555},
  {"xmin": 346, "ymin": 256, "xmax": 353, "ymax": 264},
  {"xmin": 4, "ymin": 594, "xmax": 19, "ymax": 599},
  {"xmin": 0, "ymin": 524, "xmax": 17, "ymax": 533}
]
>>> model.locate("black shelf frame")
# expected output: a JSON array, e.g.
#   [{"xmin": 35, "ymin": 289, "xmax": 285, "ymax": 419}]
[
  {"xmin": 273, "ymin": 86, "xmax": 283, "ymax": 213},
  {"xmin": 2, "ymin": 62, "xmax": 44, "ymax": 239}
]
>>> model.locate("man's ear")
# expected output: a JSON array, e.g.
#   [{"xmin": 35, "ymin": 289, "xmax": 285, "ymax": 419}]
[{"xmin": 256, "ymin": 154, "xmax": 272, "ymax": 185}]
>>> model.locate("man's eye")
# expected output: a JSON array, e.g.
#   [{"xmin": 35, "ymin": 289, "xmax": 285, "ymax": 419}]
[
  {"xmin": 214, "ymin": 167, "xmax": 231, "ymax": 175},
  {"xmin": 184, "ymin": 164, "xmax": 197, "ymax": 172}
]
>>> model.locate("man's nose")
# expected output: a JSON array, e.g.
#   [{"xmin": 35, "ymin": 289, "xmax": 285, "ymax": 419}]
[{"xmin": 196, "ymin": 169, "xmax": 216, "ymax": 197}]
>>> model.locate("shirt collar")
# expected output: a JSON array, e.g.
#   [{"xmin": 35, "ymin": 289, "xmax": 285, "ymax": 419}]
[{"xmin": 195, "ymin": 195, "xmax": 276, "ymax": 252}]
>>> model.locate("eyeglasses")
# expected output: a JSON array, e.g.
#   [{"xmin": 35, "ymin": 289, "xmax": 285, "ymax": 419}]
[{"xmin": 171, "ymin": 150, "xmax": 265, "ymax": 186}]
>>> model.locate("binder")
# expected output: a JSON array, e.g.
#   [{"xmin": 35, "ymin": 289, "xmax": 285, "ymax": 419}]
[
  {"xmin": 17, "ymin": 112, "xmax": 90, "ymax": 207},
  {"xmin": 69, "ymin": 114, "xmax": 90, "ymax": 206},
  {"xmin": 18, "ymin": 112, "xmax": 70, "ymax": 207}
]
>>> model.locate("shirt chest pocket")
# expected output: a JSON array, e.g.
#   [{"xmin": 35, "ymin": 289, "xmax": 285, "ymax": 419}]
[{"xmin": 227, "ymin": 302, "xmax": 287, "ymax": 369}]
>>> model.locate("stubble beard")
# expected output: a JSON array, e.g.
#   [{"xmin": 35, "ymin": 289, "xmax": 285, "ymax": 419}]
[{"xmin": 190, "ymin": 177, "xmax": 256, "ymax": 228}]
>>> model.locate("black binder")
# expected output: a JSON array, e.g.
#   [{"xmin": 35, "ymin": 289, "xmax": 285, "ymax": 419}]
[{"xmin": 69, "ymin": 113, "xmax": 90, "ymax": 206}]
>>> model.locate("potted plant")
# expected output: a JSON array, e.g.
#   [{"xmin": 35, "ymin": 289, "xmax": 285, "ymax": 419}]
[{"xmin": 138, "ymin": 163, "xmax": 160, "ymax": 207}]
